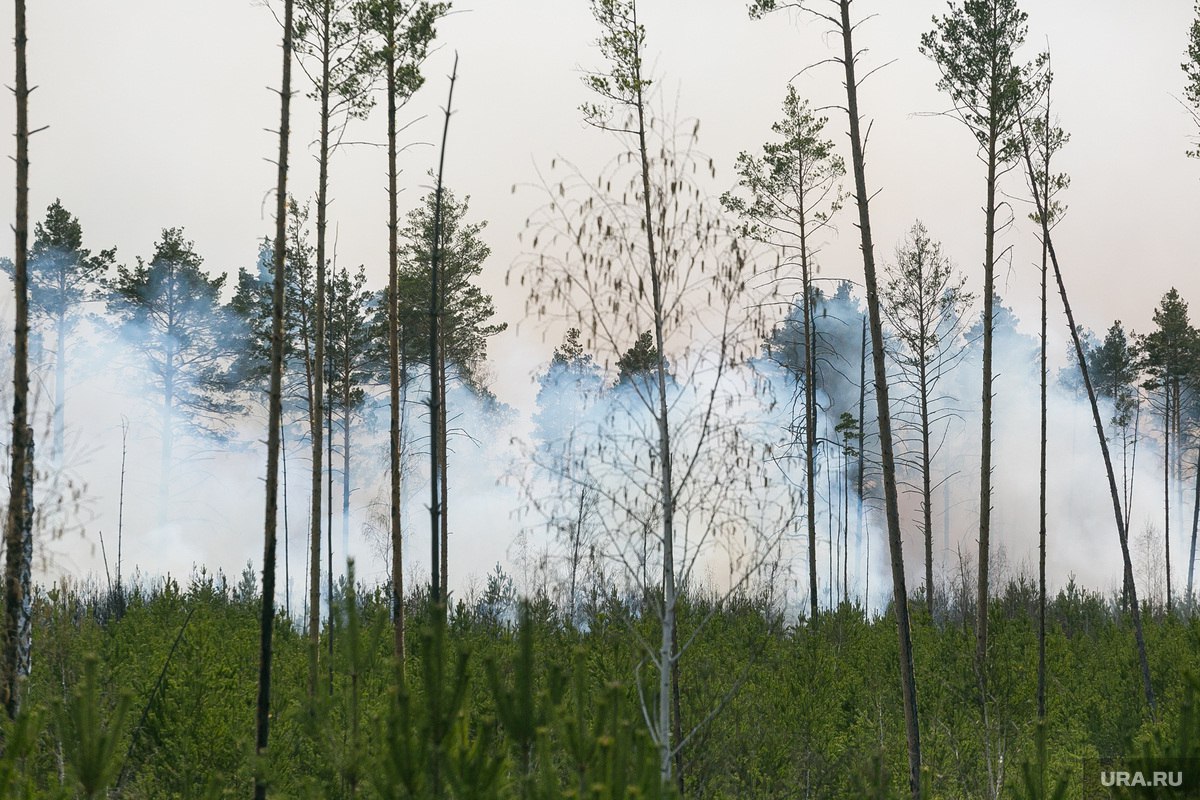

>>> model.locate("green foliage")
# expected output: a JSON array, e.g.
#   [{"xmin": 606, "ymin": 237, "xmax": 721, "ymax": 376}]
[
  {"xmin": 1183, "ymin": 3, "xmax": 1200, "ymax": 158},
  {"xmin": 581, "ymin": 0, "xmax": 650, "ymax": 128},
  {"xmin": 919, "ymin": 0, "xmax": 1045, "ymax": 157},
  {"xmin": 10, "ymin": 575, "xmax": 1200, "ymax": 797},
  {"xmin": 60, "ymin": 654, "xmax": 130, "ymax": 799}
]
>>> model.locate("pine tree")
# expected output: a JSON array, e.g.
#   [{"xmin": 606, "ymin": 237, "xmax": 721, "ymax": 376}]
[
  {"xmin": 722, "ymin": 84, "xmax": 845, "ymax": 620},
  {"xmin": 107, "ymin": 228, "xmax": 240, "ymax": 523},
  {"xmin": 0, "ymin": 201, "xmax": 115, "ymax": 463},
  {"xmin": 882, "ymin": 221, "xmax": 973, "ymax": 615},
  {"xmin": 920, "ymin": 2, "xmax": 1044, "ymax": 727}
]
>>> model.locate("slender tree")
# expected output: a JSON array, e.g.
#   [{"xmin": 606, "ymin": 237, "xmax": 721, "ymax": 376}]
[
  {"xmin": 2, "ymin": 0, "xmax": 33, "ymax": 720},
  {"xmin": 254, "ymin": 0, "xmax": 293, "ymax": 794},
  {"xmin": 1018, "ymin": 98, "xmax": 1157, "ymax": 717},
  {"xmin": 1025, "ymin": 73, "xmax": 1068, "ymax": 732},
  {"xmin": 359, "ymin": 0, "xmax": 446, "ymax": 661},
  {"xmin": 882, "ymin": 220, "xmax": 973, "ymax": 615},
  {"xmin": 920, "ymin": 2, "xmax": 1042, "ymax": 713},
  {"xmin": 747, "ymin": 1, "xmax": 923, "ymax": 794},
  {"xmin": 324, "ymin": 264, "xmax": 375, "ymax": 559},
  {"xmin": 293, "ymin": 0, "xmax": 374, "ymax": 701},
  {"xmin": 1141, "ymin": 288, "xmax": 1196, "ymax": 615},
  {"xmin": 722, "ymin": 84, "xmax": 845, "ymax": 619}
]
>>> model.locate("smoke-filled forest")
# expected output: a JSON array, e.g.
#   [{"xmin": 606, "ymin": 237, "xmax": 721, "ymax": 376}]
[{"xmin": 0, "ymin": 0, "xmax": 1199, "ymax": 797}]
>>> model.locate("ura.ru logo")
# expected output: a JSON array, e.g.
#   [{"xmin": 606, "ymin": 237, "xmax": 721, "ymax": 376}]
[{"xmin": 1099, "ymin": 770, "xmax": 1184, "ymax": 788}]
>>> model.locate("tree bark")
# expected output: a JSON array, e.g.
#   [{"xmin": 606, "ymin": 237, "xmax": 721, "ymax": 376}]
[
  {"xmin": 306, "ymin": 0, "xmax": 332, "ymax": 701},
  {"xmin": 384, "ymin": 6, "xmax": 406, "ymax": 665},
  {"xmin": 837, "ymin": 2, "xmax": 921, "ymax": 795},
  {"xmin": 3, "ymin": 0, "xmax": 32, "ymax": 720},
  {"xmin": 254, "ymin": 0, "xmax": 292, "ymax": 795},
  {"xmin": 429, "ymin": 57, "xmax": 458, "ymax": 608}
]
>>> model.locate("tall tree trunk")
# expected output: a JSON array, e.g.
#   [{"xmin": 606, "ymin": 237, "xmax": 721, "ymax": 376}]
[
  {"xmin": 977, "ymin": 121, "xmax": 999, "ymax": 706},
  {"xmin": 306, "ymin": 0, "xmax": 332, "ymax": 701},
  {"xmin": 255, "ymin": 0, "xmax": 292, "ymax": 794},
  {"xmin": 384, "ymin": 8, "xmax": 406, "ymax": 665},
  {"xmin": 439, "ymin": 343, "xmax": 448, "ymax": 594},
  {"xmin": 1164, "ymin": 389, "xmax": 1171, "ymax": 612},
  {"xmin": 1037, "ymin": 181, "xmax": 1048, "ymax": 724},
  {"xmin": 837, "ymin": 2, "xmax": 921, "ymax": 794},
  {"xmin": 857, "ymin": 317, "xmax": 866, "ymax": 603},
  {"xmin": 628, "ymin": 23, "xmax": 680, "ymax": 783},
  {"xmin": 429, "ymin": 57, "xmax": 458, "ymax": 608},
  {"xmin": 343, "ymin": 399, "xmax": 351, "ymax": 565},
  {"xmin": 920, "ymin": 355, "xmax": 933, "ymax": 615},
  {"xmin": 1018, "ymin": 113, "xmax": 1157, "ymax": 717},
  {"xmin": 16, "ymin": 429, "xmax": 32, "ymax": 680},
  {"xmin": 1188, "ymin": 451, "xmax": 1200, "ymax": 613},
  {"xmin": 794, "ymin": 154, "xmax": 818, "ymax": 620}
]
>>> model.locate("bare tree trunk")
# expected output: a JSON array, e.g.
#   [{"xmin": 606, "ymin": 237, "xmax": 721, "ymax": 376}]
[
  {"xmin": 1188, "ymin": 451, "xmax": 1200, "ymax": 613},
  {"xmin": 802, "ymin": 249, "xmax": 818, "ymax": 619},
  {"xmin": 857, "ymin": 318, "xmax": 866, "ymax": 603},
  {"xmin": 1037, "ymin": 177, "xmax": 1048, "ymax": 724},
  {"xmin": 429, "ymin": 57, "xmax": 458, "ymax": 608},
  {"xmin": 384, "ymin": 7, "xmax": 406, "ymax": 665},
  {"xmin": 3, "ymin": 0, "xmax": 32, "ymax": 718},
  {"xmin": 837, "ymin": 2, "xmax": 921, "ymax": 794},
  {"xmin": 920, "ymin": 356, "xmax": 933, "ymax": 615},
  {"xmin": 977, "ymin": 124, "xmax": 999, "ymax": 707},
  {"xmin": 439, "ymin": 347, "xmax": 448, "ymax": 594},
  {"xmin": 1165, "ymin": 388, "xmax": 1173, "ymax": 614},
  {"xmin": 305, "ymin": 0, "xmax": 333, "ymax": 702},
  {"xmin": 16, "ymin": 430, "xmax": 33, "ymax": 680},
  {"xmin": 1018, "ymin": 113, "xmax": 1157, "ymax": 717},
  {"xmin": 255, "ymin": 1, "xmax": 293, "ymax": 794}
]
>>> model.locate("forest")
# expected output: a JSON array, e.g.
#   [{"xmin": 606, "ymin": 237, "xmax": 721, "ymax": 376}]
[{"xmin": 0, "ymin": 0, "xmax": 1199, "ymax": 797}]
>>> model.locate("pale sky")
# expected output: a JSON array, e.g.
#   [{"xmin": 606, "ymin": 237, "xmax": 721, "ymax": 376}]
[{"xmin": 0, "ymin": 1, "xmax": 1197, "ymax": 598}]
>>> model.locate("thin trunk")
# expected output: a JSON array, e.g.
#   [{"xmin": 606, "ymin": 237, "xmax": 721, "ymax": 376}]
[
  {"xmin": 326, "ymin": 307, "xmax": 334, "ymax": 696},
  {"xmin": 1188, "ymin": 451, "xmax": 1200, "ymax": 613},
  {"xmin": 282, "ymin": 418, "xmax": 290, "ymax": 618},
  {"xmin": 1018, "ymin": 112, "xmax": 1156, "ymax": 716},
  {"xmin": 343, "ymin": 402, "xmax": 351, "ymax": 566},
  {"xmin": 1037, "ymin": 172, "xmax": 1048, "ymax": 724},
  {"xmin": 254, "ymin": 0, "xmax": 292, "ymax": 795},
  {"xmin": 797, "ymin": 164, "xmax": 818, "ymax": 621},
  {"xmin": 977, "ymin": 120, "xmax": 999, "ymax": 707},
  {"xmin": 920, "ymin": 356, "xmax": 933, "ymax": 615},
  {"xmin": 439, "ymin": 349, "xmax": 448, "ymax": 594},
  {"xmin": 385, "ymin": 8, "xmax": 406, "ymax": 665},
  {"xmin": 838, "ymin": 2, "xmax": 921, "ymax": 794},
  {"xmin": 429, "ymin": 56, "xmax": 458, "ymax": 607},
  {"xmin": 16, "ymin": 430, "xmax": 33, "ymax": 680},
  {"xmin": 857, "ymin": 318, "xmax": 866, "ymax": 604},
  {"xmin": 1165, "ymin": 388, "xmax": 1173, "ymax": 613},
  {"xmin": 307, "ymin": 0, "xmax": 332, "ymax": 701}
]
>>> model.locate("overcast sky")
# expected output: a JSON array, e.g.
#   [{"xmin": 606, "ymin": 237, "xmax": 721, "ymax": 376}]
[
  {"xmin": 0, "ymin": 1, "xmax": 1197, "ymax": 596},
  {"xmin": 1, "ymin": 1, "xmax": 1197, "ymax": 409}
]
